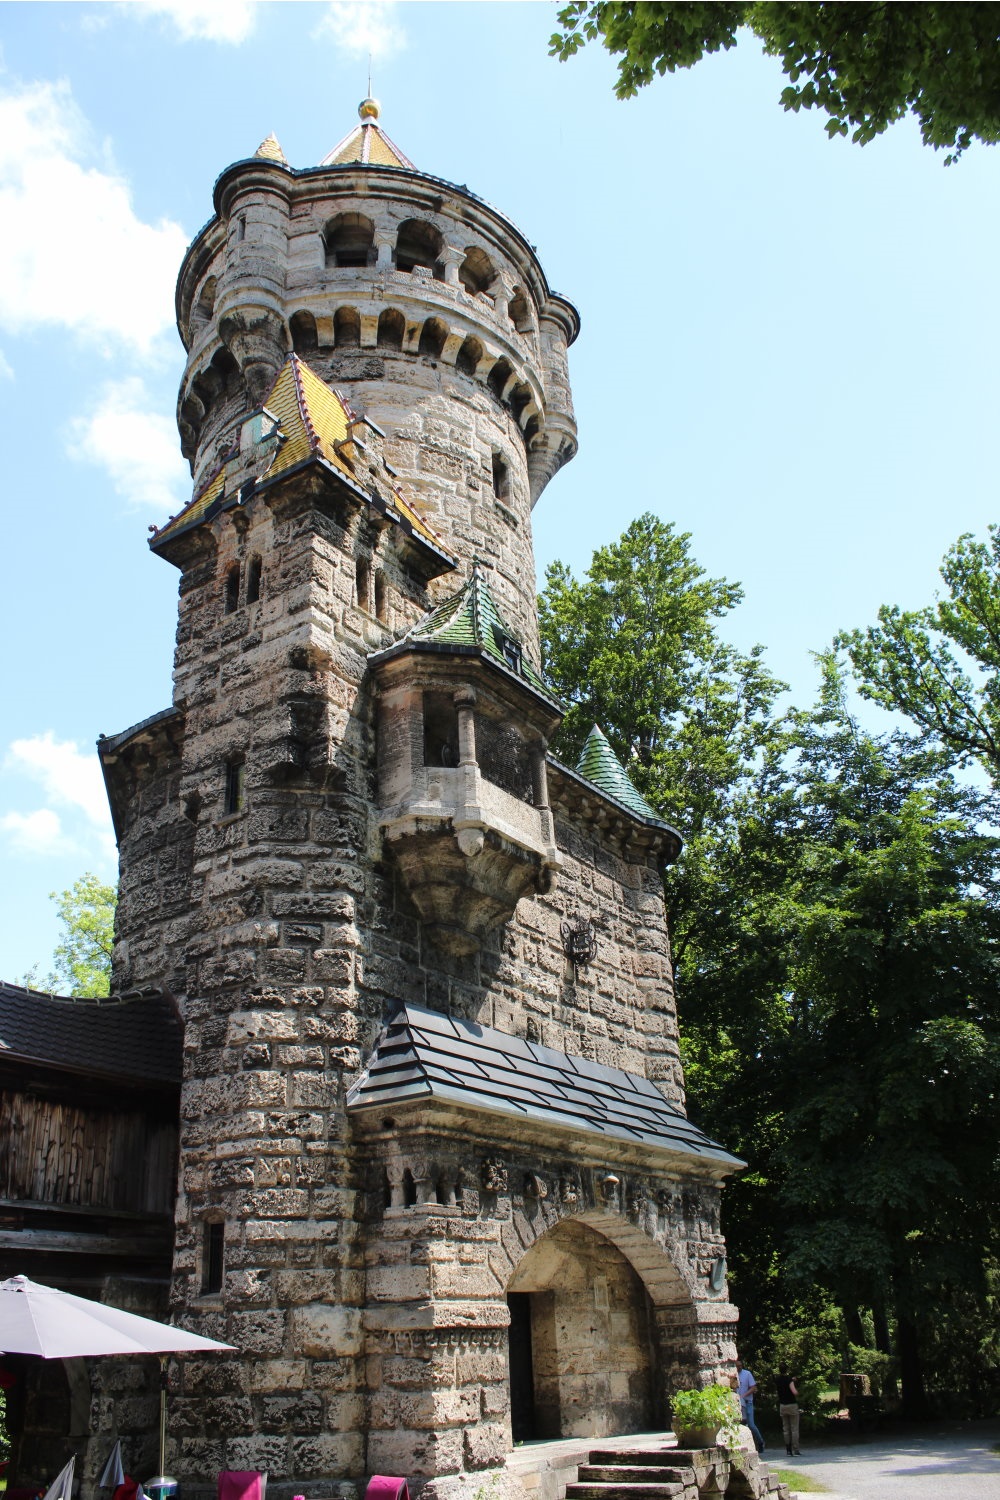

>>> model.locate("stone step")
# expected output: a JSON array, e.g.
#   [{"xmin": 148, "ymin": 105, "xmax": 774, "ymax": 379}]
[
  {"xmin": 577, "ymin": 1467, "xmax": 691, "ymax": 1485},
  {"xmin": 587, "ymin": 1451, "xmax": 681, "ymax": 1467},
  {"xmin": 566, "ymin": 1484, "xmax": 689, "ymax": 1500}
]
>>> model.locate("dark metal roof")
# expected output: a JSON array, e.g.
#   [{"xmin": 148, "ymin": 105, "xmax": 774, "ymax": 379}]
[
  {"xmin": 347, "ymin": 1003, "xmax": 742, "ymax": 1167},
  {"xmin": 0, "ymin": 983, "xmax": 183, "ymax": 1087}
]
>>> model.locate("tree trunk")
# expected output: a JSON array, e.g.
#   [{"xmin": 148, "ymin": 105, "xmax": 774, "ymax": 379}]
[{"xmin": 895, "ymin": 1307, "xmax": 929, "ymax": 1418}]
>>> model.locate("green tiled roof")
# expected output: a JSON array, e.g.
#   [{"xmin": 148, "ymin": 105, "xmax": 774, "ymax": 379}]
[
  {"xmin": 575, "ymin": 725, "xmax": 661, "ymax": 822},
  {"xmin": 404, "ymin": 565, "xmax": 555, "ymax": 699}
]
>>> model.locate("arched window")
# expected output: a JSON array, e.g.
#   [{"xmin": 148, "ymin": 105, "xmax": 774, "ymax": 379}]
[
  {"xmin": 456, "ymin": 335, "xmax": 483, "ymax": 377},
  {"xmin": 290, "ymin": 310, "xmax": 318, "ymax": 353},
  {"xmin": 325, "ymin": 213, "xmax": 375, "ymax": 268},
  {"xmin": 192, "ymin": 275, "xmax": 217, "ymax": 333},
  {"xmin": 417, "ymin": 317, "xmax": 447, "ymax": 360},
  {"xmin": 395, "ymin": 219, "xmax": 443, "ymax": 276},
  {"xmin": 356, "ymin": 556, "xmax": 371, "ymax": 612},
  {"xmin": 377, "ymin": 308, "xmax": 405, "ymax": 350},
  {"xmin": 224, "ymin": 563, "xmax": 240, "ymax": 614},
  {"xmin": 458, "ymin": 247, "xmax": 495, "ymax": 295},
  {"xmin": 334, "ymin": 306, "xmax": 361, "ymax": 348},
  {"xmin": 510, "ymin": 382, "xmax": 533, "ymax": 426},
  {"xmin": 509, "ymin": 288, "xmax": 534, "ymax": 334},
  {"xmin": 246, "ymin": 555, "xmax": 262, "ymax": 603},
  {"xmin": 487, "ymin": 357, "xmax": 513, "ymax": 403},
  {"xmin": 374, "ymin": 571, "xmax": 387, "ymax": 624}
]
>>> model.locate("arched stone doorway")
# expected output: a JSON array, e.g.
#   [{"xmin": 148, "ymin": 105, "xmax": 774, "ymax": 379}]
[{"xmin": 506, "ymin": 1219, "xmax": 657, "ymax": 1442}]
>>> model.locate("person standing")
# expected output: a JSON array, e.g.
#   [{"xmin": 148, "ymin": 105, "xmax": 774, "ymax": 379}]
[
  {"xmin": 735, "ymin": 1357, "xmax": 765, "ymax": 1453},
  {"xmin": 775, "ymin": 1367, "xmax": 801, "ymax": 1455}
]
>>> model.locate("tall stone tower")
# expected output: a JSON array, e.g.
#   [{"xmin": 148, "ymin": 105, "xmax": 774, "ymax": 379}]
[{"xmin": 98, "ymin": 106, "xmax": 741, "ymax": 1497}]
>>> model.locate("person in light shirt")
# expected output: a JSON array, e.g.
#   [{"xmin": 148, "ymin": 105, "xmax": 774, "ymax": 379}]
[{"xmin": 735, "ymin": 1357, "xmax": 765, "ymax": 1453}]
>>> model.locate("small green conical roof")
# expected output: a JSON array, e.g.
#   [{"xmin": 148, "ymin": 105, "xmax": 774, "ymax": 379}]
[
  {"xmin": 404, "ymin": 564, "xmax": 556, "ymax": 701},
  {"xmin": 575, "ymin": 725, "xmax": 660, "ymax": 822}
]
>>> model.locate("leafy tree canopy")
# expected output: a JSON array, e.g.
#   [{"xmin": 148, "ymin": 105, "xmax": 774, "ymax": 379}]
[
  {"xmin": 550, "ymin": 2, "xmax": 1000, "ymax": 159},
  {"xmin": 840, "ymin": 527, "xmax": 1000, "ymax": 782},
  {"xmin": 48, "ymin": 873, "xmax": 117, "ymax": 997}
]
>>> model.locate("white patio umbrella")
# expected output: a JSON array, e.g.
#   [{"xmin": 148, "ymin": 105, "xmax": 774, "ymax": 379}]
[
  {"xmin": 0, "ymin": 1275, "xmax": 234, "ymax": 1483},
  {"xmin": 43, "ymin": 1456, "xmax": 77, "ymax": 1500},
  {"xmin": 98, "ymin": 1440, "xmax": 126, "ymax": 1490}
]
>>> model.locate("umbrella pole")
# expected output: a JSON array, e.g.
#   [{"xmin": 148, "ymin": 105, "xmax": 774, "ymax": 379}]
[{"xmin": 159, "ymin": 1355, "xmax": 167, "ymax": 1478}]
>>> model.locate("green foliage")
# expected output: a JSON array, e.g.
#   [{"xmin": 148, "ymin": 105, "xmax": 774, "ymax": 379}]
[
  {"xmin": 49, "ymin": 873, "xmax": 117, "ymax": 997},
  {"xmin": 844, "ymin": 1343, "xmax": 895, "ymax": 1400},
  {"xmin": 551, "ymin": 2, "xmax": 1000, "ymax": 160},
  {"xmin": 755, "ymin": 1302, "xmax": 843, "ymax": 1416},
  {"xmin": 840, "ymin": 527, "xmax": 1000, "ymax": 782},
  {"xmin": 670, "ymin": 1382, "xmax": 741, "ymax": 1441},
  {"xmin": 539, "ymin": 515, "xmax": 1000, "ymax": 1419}
]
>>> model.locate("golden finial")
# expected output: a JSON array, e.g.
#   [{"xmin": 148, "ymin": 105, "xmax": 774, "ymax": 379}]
[{"xmin": 358, "ymin": 97, "xmax": 380, "ymax": 121}]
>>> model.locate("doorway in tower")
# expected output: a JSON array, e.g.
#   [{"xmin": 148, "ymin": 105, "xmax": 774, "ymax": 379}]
[{"xmin": 506, "ymin": 1220, "xmax": 656, "ymax": 1441}]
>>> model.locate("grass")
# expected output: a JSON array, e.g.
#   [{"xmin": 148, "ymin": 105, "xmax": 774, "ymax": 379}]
[{"xmin": 770, "ymin": 1470, "xmax": 830, "ymax": 1493}]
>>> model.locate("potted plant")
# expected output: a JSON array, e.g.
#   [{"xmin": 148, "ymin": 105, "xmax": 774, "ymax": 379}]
[{"xmin": 670, "ymin": 1383, "xmax": 742, "ymax": 1448}]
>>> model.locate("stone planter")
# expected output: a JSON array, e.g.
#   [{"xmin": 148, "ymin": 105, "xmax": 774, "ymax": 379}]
[{"xmin": 674, "ymin": 1425, "xmax": 720, "ymax": 1448}]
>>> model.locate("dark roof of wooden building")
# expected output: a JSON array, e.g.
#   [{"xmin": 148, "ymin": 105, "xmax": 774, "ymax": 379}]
[{"xmin": 0, "ymin": 983, "xmax": 183, "ymax": 1087}]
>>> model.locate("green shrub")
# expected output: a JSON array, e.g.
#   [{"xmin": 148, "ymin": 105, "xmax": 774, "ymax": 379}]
[{"xmin": 670, "ymin": 1384, "xmax": 742, "ymax": 1443}]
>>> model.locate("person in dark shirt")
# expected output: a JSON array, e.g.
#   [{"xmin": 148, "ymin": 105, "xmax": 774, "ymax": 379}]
[{"xmin": 775, "ymin": 1367, "xmax": 801, "ymax": 1455}]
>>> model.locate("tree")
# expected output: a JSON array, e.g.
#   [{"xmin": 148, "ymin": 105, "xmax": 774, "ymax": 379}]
[
  {"xmin": 550, "ymin": 3, "xmax": 1000, "ymax": 160},
  {"xmin": 48, "ymin": 873, "xmax": 117, "ymax": 997},
  {"xmin": 840, "ymin": 527, "xmax": 1000, "ymax": 783},
  {"xmin": 769, "ymin": 660, "xmax": 1000, "ymax": 1414},
  {"xmin": 538, "ymin": 512, "xmax": 786, "ymax": 934}
]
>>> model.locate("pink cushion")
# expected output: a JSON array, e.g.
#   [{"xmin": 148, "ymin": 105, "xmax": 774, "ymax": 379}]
[
  {"xmin": 218, "ymin": 1474, "xmax": 266, "ymax": 1500},
  {"xmin": 365, "ymin": 1480, "xmax": 410, "ymax": 1500}
]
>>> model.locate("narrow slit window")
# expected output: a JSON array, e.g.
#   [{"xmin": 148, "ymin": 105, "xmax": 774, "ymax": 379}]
[
  {"xmin": 246, "ymin": 555, "xmax": 262, "ymax": 603},
  {"xmin": 202, "ymin": 1220, "xmax": 224, "ymax": 1294},
  {"xmin": 374, "ymin": 571, "xmax": 387, "ymax": 624},
  {"xmin": 492, "ymin": 452, "xmax": 509, "ymax": 500},
  {"xmin": 356, "ymin": 557, "xmax": 371, "ymax": 613},
  {"xmin": 225, "ymin": 758, "xmax": 246, "ymax": 816},
  {"xmin": 224, "ymin": 563, "xmax": 240, "ymax": 614}
]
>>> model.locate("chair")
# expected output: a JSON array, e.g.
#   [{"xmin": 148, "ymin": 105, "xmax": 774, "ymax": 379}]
[{"xmin": 218, "ymin": 1474, "xmax": 267, "ymax": 1500}]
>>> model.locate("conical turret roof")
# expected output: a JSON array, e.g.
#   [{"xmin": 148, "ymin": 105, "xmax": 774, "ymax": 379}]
[
  {"xmin": 320, "ymin": 98, "xmax": 415, "ymax": 170},
  {"xmin": 392, "ymin": 563, "xmax": 557, "ymax": 703},
  {"xmin": 254, "ymin": 132, "xmax": 287, "ymax": 164},
  {"xmin": 575, "ymin": 725, "xmax": 661, "ymax": 823}
]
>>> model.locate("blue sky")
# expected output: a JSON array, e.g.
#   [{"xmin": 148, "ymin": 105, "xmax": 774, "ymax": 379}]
[{"xmin": 1, "ymin": 1, "xmax": 999, "ymax": 983}]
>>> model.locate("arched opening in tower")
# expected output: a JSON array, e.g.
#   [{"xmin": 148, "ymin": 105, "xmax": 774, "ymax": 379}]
[
  {"xmin": 459, "ymin": 246, "xmax": 495, "ymax": 296},
  {"xmin": 395, "ymin": 219, "xmax": 443, "ymax": 277},
  {"xmin": 506, "ymin": 1219, "xmax": 656, "ymax": 1442},
  {"xmin": 325, "ymin": 212, "xmax": 375, "ymax": 268}
]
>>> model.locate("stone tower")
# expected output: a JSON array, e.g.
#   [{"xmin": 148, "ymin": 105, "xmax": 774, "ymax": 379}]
[{"xmin": 98, "ymin": 106, "xmax": 741, "ymax": 1498}]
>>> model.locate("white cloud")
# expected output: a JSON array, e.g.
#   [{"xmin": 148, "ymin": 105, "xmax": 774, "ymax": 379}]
[
  {"xmin": 6, "ymin": 734, "xmax": 111, "ymax": 829},
  {"xmin": 133, "ymin": 0, "xmax": 258, "ymax": 43},
  {"xmin": 0, "ymin": 809, "xmax": 72, "ymax": 858},
  {"xmin": 70, "ymin": 375, "xmax": 190, "ymax": 511},
  {"xmin": 0, "ymin": 78, "xmax": 188, "ymax": 354},
  {"xmin": 315, "ymin": 1, "xmax": 406, "ymax": 62},
  {"xmin": 0, "ymin": 351, "xmax": 12, "ymax": 381}
]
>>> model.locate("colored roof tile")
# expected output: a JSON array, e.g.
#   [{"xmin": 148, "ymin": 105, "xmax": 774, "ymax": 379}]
[
  {"xmin": 254, "ymin": 132, "xmax": 287, "ymax": 164},
  {"xmin": 347, "ymin": 1002, "xmax": 742, "ymax": 1168},
  {"xmin": 320, "ymin": 102, "xmax": 415, "ymax": 171},
  {"xmin": 394, "ymin": 563, "xmax": 555, "ymax": 699},
  {"xmin": 151, "ymin": 355, "xmax": 449, "ymax": 558},
  {"xmin": 576, "ymin": 725, "xmax": 661, "ymax": 823}
]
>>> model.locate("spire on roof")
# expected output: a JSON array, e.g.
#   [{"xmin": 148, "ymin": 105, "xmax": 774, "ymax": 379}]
[
  {"xmin": 320, "ymin": 99, "xmax": 415, "ymax": 171},
  {"xmin": 254, "ymin": 132, "xmax": 287, "ymax": 164},
  {"xmin": 575, "ymin": 726, "xmax": 661, "ymax": 823}
]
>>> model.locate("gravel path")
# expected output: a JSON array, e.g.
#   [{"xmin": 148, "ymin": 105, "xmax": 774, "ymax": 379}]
[{"xmin": 779, "ymin": 1421, "xmax": 1000, "ymax": 1499}]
